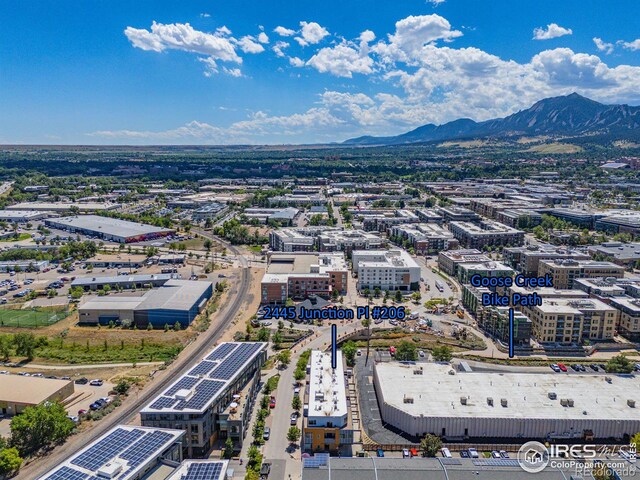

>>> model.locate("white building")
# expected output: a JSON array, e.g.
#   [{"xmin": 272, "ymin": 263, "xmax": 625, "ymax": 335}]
[
  {"xmin": 352, "ymin": 249, "xmax": 421, "ymax": 292},
  {"xmin": 307, "ymin": 350, "xmax": 348, "ymax": 429}
]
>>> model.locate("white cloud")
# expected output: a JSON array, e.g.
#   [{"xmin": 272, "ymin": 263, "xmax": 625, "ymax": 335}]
[
  {"xmin": 295, "ymin": 21, "xmax": 330, "ymax": 47},
  {"xmin": 426, "ymin": 0, "xmax": 446, "ymax": 4},
  {"xmin": 533, "ymin": 23, "xmax": 572, "ymax": 40},
  {"xmin": 200, "ymin": 13, "xmax": 211, "ymax": 18},
  {"xmin": 307, "ymin": 40, "xmax": 375, "ymax": 77},
  {"xmin": 222, "ymin": 67, "xmax": 243, "ymax": 77},
  {"xmin": 236, "ymin": 35, "xmax": 265, "ymax": 54},
  {"xmin": 593, "ymin": 37, "xmax": 614, "ymax": 55},
  {"xmin": 272, "ymin": 41, "xmax": 290, "ymax": 57},
  {"xmin": 257, "ymin": 32, "xmax": 269, "ymax": 44},
  {"xmin": 289, "ymin": 56, "xmax": 305, "ymax": 67},
  {"xmin": 274, "ymin": 26, "xmax": 295, "ymax": 36},
  {"xmin": 622, "ymin": 39, "xmax": 640, "ymax": 51}
]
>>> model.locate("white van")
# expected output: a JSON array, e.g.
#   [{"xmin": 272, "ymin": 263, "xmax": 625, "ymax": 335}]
[{"xmin": 441, "ymin": 447, "xmax": 452, "ymax": 458}]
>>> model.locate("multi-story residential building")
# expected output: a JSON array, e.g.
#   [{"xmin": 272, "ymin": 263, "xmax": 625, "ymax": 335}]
[
  {"xmin": 269, "ymin": 227, "xmax": 383, "ymax": 254},
  {"xmin": 435, "ymin": 206, "xmax": 480, "ymax": 223},
  {"xmin": 352, "ymin": 249, "xmax": 420, "ymax": 292},
  {"xmin": 503, "ymin": 244, "xmax": 590, "ymax": 275},
  {"xmin": 437, "ymin": 249, "xmax": 490, "ymax": 276},
  {"xmin": 457, "ymin": 260, "xmax": 514, "ymax": 284},
  {"xmin": 495, "ymin": 209, "xmax": 543, "ymax": 228},
  {"xmin": 140, "ymin": 342, "xmax": 267, "ymax": 457},
  {"xmin": 476, "ymin": 306, "xmax": 532, "ymax": 347},
  {"xmin": 469, "ymin": 198, "xmax": 544, "ymax": 221},
  {"xmin": 609, "ymin": 297, "xmax": 640, "ymax": 341},
  {"xmin": 537, "ymin": 259, "xmax": 625, "ymax": 289},
  {"xmin": 261, "ymin": 252, "xmax": 348, "ymax": 304},
  {"xmin": 361, "ymin": 209, "xmax": 419, "ymax": 232},
  {"xmin": 575, "ymin": 276, "xmax": 640, "ymax": 299},
  {"xmin": 389, "ymin": 223, "xmax": 457, "ymax": 254},
  {"xmin": 523, "ymin": 298, "xmax": 617, "ymax": 344},
  {"xmin": 415, "ymin": 209, "xmax": 444, "ymax": 224},
  {"xmin": 449, "ymin": 221, "xmax": 525, "ymax": 249},
  {"xmin": 588, "ymin": 242, "xmax": 640, "ymax": 269},
  {"xmin": 302, "ymin": 350, "xmax": 353, "ymax": 453}
]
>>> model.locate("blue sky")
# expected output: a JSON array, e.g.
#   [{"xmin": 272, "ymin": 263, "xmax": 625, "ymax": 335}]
[{"xmin": 2, "ymin": 0, "xmax": 640, "ymax": 144}]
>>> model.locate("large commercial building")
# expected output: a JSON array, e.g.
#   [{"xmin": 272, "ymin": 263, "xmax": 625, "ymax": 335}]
[
  {"xmin": 72, "ymin": 273, "xmax": 176, "ymax": 291},
  {"xmin": 0, "ymin": 375, "xmax": 74, "ymax": 416},
  {"xmin": 7, "ymin": 202, "xmax": 120, "ymax": 213},
  {"xmin": 588, "ymin": 242, "xmax": 640, "ymax": 269},
  {"xmin": 39, "ymin": 425, "xmax": 187, "ymax": 480},
  {"xmin": 141, "ymin": 342, "xmax": 267, "ymax": 457},
  {"xmin": 78, "ymin": 279, "xmax": 213, "ymax": 328},
  {"xmin": 45, "ymin": 215, "xmax": 174, "ymax": 243},
  {"xmin": 389, "ymin": 223, "xmax": 457, "ymax": 254},
  {"xmin": 373, "ymin": 362, "xmax": 640, "ymax": 440},
  {"xmin": 352, "ymin": 249, "xmax": 421, "ymax": 292},
  {"xmin": 503, "ymin": 244, "xmax": 590, "ymax": 276},
  {"xmin": 261, "ymin": 252, "xmax": 348, "ymax": 304},
  {"xmin": 449, "ymin": 221, "xmax": 525, "ymax": 249},
  {"xmin": 243, "ymin": 207, "xmax": 299, "ymax": 225},
  {"xmin": 538, "ymin": 259, "xmax": 625, "ymax": 289},
  {"xmin": 0, "ymin": 209, "xmax": 53, "ymax": 222},
  {"xmin": 522, "ymin": 297, "xmax": 617, "ymax": 344},
  {"xmin": 303, "ymin": 350, "xmax": 352, "ymax": 453}
]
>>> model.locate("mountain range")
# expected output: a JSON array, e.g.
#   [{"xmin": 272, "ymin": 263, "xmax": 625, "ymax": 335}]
[{"xmin": 343, "ymin": 93, "xmax": 640, "ymax": 146}]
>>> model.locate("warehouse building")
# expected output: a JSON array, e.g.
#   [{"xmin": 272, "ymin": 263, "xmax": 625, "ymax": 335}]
[
  {"xmin": 0, "ymin": 259, "xmax": 49, "ymax": 272},
  {"xmin": 141, "ymin": 342, "xmax": 267, "ymax": 457},
  {"xmin": 588, "ymin": 242, "xmax": 640, "ymax": 269},
  {"xmin": 39, "ymin": 425, "xmax": 186, "ymax": 480},
  {"xmin": 352, "ymin": 249, "xmax": 421, "ymax": 292},
  {"xmin": 243, "ymin": 207, "xmax": 299, "ymax": 225},
  {"xmin": 449, "ymin": 221, "xmax": 525, "ymax": 249},
  {"xmin": 45, "ymin": 215, "xmax": 174, "ymax": 243},
  {"xmin": 303, "ymin": 350, "xmax": 353, "ymax": 453},
  {"xmin": 72, "ymin": 273, "xmax": 176, "ymax": 291},
  {"xmin": 0, "ymin": 375, "xmax": 74, "ymax": 416},
  {"xmin": 77, "ymin": 279, "xmax": 212, "ymax": 328},
  {"xmin": 261, "ymin": 252, "xmax": 348, "ymax": 304},
  {"xmin": 373, "ymin": 362, "xmax": 640, "ymax": 441},
  {"xmin": 8, "ymin": 202, "xmax": 120, "ymax": 213},
  {"xmin": 0, "ymin": 209, "xmax": 53, "ymax": 222}
]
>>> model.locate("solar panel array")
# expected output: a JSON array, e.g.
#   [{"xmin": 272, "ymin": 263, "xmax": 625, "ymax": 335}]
[
  {"xmin": 209, "ymin": 343, "xmax": 263, "ymax": 380},
  {"xmin": 120, "ymin": 431, "xmax": 175, "ymax": 468},
  {"xmin": 472, "ymin": 459, "xmax": 520, "ymax": 467},
  {"xmin": 71, "ymin": 428, "xmax": 146, "ymax": 472},
  {"xmin": 183, "ymin": 462, "xmax": 225, "ymax": 480},
  {"xmin": 166, "ymin": 376, "xmax": 199, "ymax": 396},
  {"xmin": 149, "ymin": 396, "xmax": 177, "ymax": 410},
  {"xmin": 206, "ymin": 342, "xmax": 237, "ymax": 361},
  {"xmin": 440, "ymin": 458, "xmax": 462, "ymax": 465},
  {"xmin": 46, "ymin": 467, "xmax": 89, "ymax": 480},
  {"xmin": 303, "ymin": 453, "xmax": 330, "ymax": 468},
  {"xmin": 175, "ymin": 380, "xmax": 225, "ymax": 411},
  {"xmin": 188, "ymin": 360, "xmax": 217, "ymax": 376}
]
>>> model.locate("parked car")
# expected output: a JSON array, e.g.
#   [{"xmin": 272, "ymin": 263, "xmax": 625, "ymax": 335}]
[
  {"xmin": 67, "ymin": 415, "xmax": 79, "ymax": 423},
  {"xmin": 75, "ymin": 377, "xmax": 89, "ymax": 385},
  {"xmin": 259, "ymin": 463, "xmax": 271, "ymax": 479},
  {"xmin": 557, "ymin": 363, "xmax": 568, "ymax": 372},
  {"xmin": 460, "ymin": 450, "xmax": 470, "ymax": 458},
  {"xmin": 263, "ymin": 427, "xmax": 270, "ymax": 441},
  {"xmin": 402, "ymin": 448, "xmax": 410, "ymax": 458},
  {"xmin": 89, "ymin": 379, "xmax": 103, "ymax": 386},
  {"xmin": 290, "ymin": 413, "xmax": 298, "ymax": 425},
  {"xmin": 492, "ymin": 451, "xmax": 501, "ymax": 458},
  {"xmin": 77, "ymin": 409, "xmax": 87, "ymax": 415},
  {"xmin": 468, "ymin": 448, "xmax": 479, "ymax": 458},
  {"xmin": 419, "ymin": 350, "xmax": 425, "ymax": 358},
  {"xmin": 269, "ymin": 396, "xmax": 276, "ymax": 408},
  {"xmin": 499, "ymin": 450, "xmax": 509, "ymax": 458},
  {"xmin": 550, "ymin": 364, "xmax": 560, "ymax": 372},
  {"xmin": 376, "ymin": 449, "xmax": 384, "ymax": 458},
  {"xmin": 441, "ymin": 448, "xmax": 452, "ymax": 458},
  {"xmin": 590, "ymin": 364, "xmax": 600, "ymax": 372}
]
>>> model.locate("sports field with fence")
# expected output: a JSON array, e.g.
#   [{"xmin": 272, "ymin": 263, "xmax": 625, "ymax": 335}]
[{"xmin": 0, "ymin": 306, "xmax": 71, "ymax": 328}]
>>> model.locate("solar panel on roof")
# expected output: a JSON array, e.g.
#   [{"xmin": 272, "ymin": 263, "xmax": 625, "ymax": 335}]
[
  {"xmin": 209, "ymin": 343, "xmax": 262, "ymax": 380},
  {"xmin": 177, "ymin": 380, "xmax": 225, "ymax": 410},
  {"xmin": 165, "ymin": 376, "xmax": 199, "ymax": 396},
  {"xmin": 183, "ymin": 462, "xmax": 225, "ymax": 480},
  {"xmin": 206, "ymin": 343, "xmax": 237, "ymax": 361},
  {"xmin": 149, "ymin": 396, "xmax": 177, "ymax": 410},
  {"xmin": 71, "ymin": 428, "xmax": 145, "ymax": 472},
  {"xmin": 188, "ymin": 360, "xmax": 217, "ymax": 376},
  {"xmin": 472, "ymin": 459, "xmax": 520, "ymax": 467},
  {"xmin": 45, "ymin": 467, "xmax": 89, "ymax": 480},
  {"xmin": 120, "ymin": 431, "xmax": 175, "ymax": 468}
]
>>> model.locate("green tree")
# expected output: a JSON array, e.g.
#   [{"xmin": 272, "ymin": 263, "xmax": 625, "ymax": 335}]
[
  {"xmin": 419, "ymin": 433, "xmax": 442, "ymax": 457},
  {"xmin": 10, "ymin": 402, "xmax": 74, "ymax": 455},
  {"xmin": 431, "ymin": 345, "xmax": 452, "ymax": 362},
  {"xmin": 13, "ymin": 333, "xmax": 36, "ymax": 361},
  {"xmin": 272, "ymin": 330, "xmax": 283, "ymax": 349},
  {"xmin": 287, "ymin": 426, "xmax": 301, "ymax": 445},
  {"xmin": 223, "ymin": 437, "xmax": 234, "ymax": 459},
  {"xmin": 341, "ymin": 341, "xmax": 357, "ymax": 366},
  {"xmin": 294, "ymin": 368, "xmax": 306, "ymax": 382},
  {"xmin": 0, "ymin": 336, "xmax": 11, "ymax": 362},
  {"xmin": 292, "ymin": 395, "xmax": 302, "ymax": 412},
  {"xmin": 396, "ymin": 341, "xmax": 418, "ymax": 361},
  {"xmin": 0, "ymin": 447, "xmax": 23, "ymax": 477},
  {"xmin": 113, "ymin": 379, "xmax": 131, "ymax": 395},
  {"xmin": 256, "ymin": 327, "xmax": 270, "ymax": 342},
  {"xmin": 277, "ymin": 349, "xmax": 291, "ymax": 368},
  {"xmin": 606, "ymin": 355, "xmax": 634, "ymax": 374},
  {"xmin": 394, "ymin": 290, "xmax": 403, "ymax": 302}
]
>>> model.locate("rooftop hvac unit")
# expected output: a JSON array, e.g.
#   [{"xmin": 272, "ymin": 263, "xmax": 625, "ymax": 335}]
[
  {"xmin": 500, "ymin": 398, "xmax": 508, "ymax": 407},
  {"xmin": 567, "ymin": 399, "xmax": 574, "ymax": 407},
  {"xmin": 548, "ymin": 392, "xmax": 557, "ymax": 400},
  {"xmin": 403, "ymin": 396, "xmax": 414, "ymax": 404},
  {"xmin": 487, "ymin": 397, "xmax": 493, "ymax": 406},
  {"xmin": 560, "ymin": 399, "xmax": 568, "ymax": 407},
  {"xmin": 460, "ymin": 397, "xmax": 467, "ymax": 405},
  {"xmin": 628, "ymin": 399, "xmax": 636, "ymax": 408}
]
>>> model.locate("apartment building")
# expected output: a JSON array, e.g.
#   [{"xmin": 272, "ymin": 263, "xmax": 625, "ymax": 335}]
[
  {"xmin": 435, "ymin": 206, "xmax": 480, "ymax": 223},
  {"xmin": 261, "ymin": 252, "xmax": 348, "ymax": 304},
  {"xmin": 503, "ymin": 244, "xmax": 590, "ymax": 275},
  {"xmin": 457, "ymin": 260, "xmax": 514, "ymax": 284},
  {"xmin": 140, "ymin": 342, "xmax": 267, "ymax": 457},
  {"xmin": 389, "ymin": 223, "xmax": 457, "ymax": 254},
  {"xmin": 609, "ymin": 297, "xmax": 640, "ymax": 341},
  {"xmin": 495, "ymin": 209, "xmax": 543, "ymax": 228},
  {"xmin": 537, "ymin": 259, "xmax": 625, "ymax": 289},
  {"xmin": 437, "ymin": 249, "xmax": 490, "ymax": 276},
  {"xmin": 523, "ymin": 298, "xmax": 617, "ymax": 344},
  {"xmin": 476, "ymin": 306, "xmax": 532, "ymax": 346},
  {"xmin": 269, "ymin": 227, "xmax": 383, "ymax": 254},
  {"xmin": 588, "ymin": 242, "xmax": 640, "ymax": 269},
  {"xmin": 352, "ymin": 249, "xmax": 420, "ymax": 292},
  {"xmin": 449, "ymin": 221, "xmax": 525, "ymax": 249}
]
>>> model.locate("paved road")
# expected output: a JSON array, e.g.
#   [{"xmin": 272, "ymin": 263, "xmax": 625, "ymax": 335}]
[{"xmin": 17, "ymin": 233, "xmax": 251, "ymax": 480}]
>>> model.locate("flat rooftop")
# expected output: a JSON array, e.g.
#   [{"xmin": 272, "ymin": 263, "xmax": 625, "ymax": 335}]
[
  {"xmin": 266, "ymin": 252, "xmax": 347, "ymax": 275},
  {"xmin": 375, "ymin": 362, "xmax": 640, "ymax": 421},
  {"xmin": 141, "ymin": 342, "xmax": 266, "ymax": 414},
  {"xmin": 308, "ymin": 350, "xmax": 348, "ymax": 423},
  {"xmin": 8, "ymin": 202, "xmax": 119, "ymax": 211},
  {"xmin": 0, "ymin": 375, "xmax": 73, "ymax": 405},
  {"xmin": 39, "ymin": 425, "xmax": 184, "ymax": 480},
  {"xmin": 48, "ymin": 215, "xmax": 174, "ymax": 238},
  {"xmin": 165, "ymin": 460, "xmax": 228, "ymax": 480}
]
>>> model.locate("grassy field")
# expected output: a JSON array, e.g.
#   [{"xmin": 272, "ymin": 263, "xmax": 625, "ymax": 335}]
[
  {"xmin": 0, "ymin": 307, "xmax": 70, "ymax": 328},
  {"xmin": 0, "ymin": 233, "xmax": 31, "ymax": 242}
]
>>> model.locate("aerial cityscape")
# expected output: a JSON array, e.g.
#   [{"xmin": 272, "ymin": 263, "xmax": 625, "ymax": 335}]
[{"xmin": 2, "ymin": 1, "xmax": 640, "ymax": 479}]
